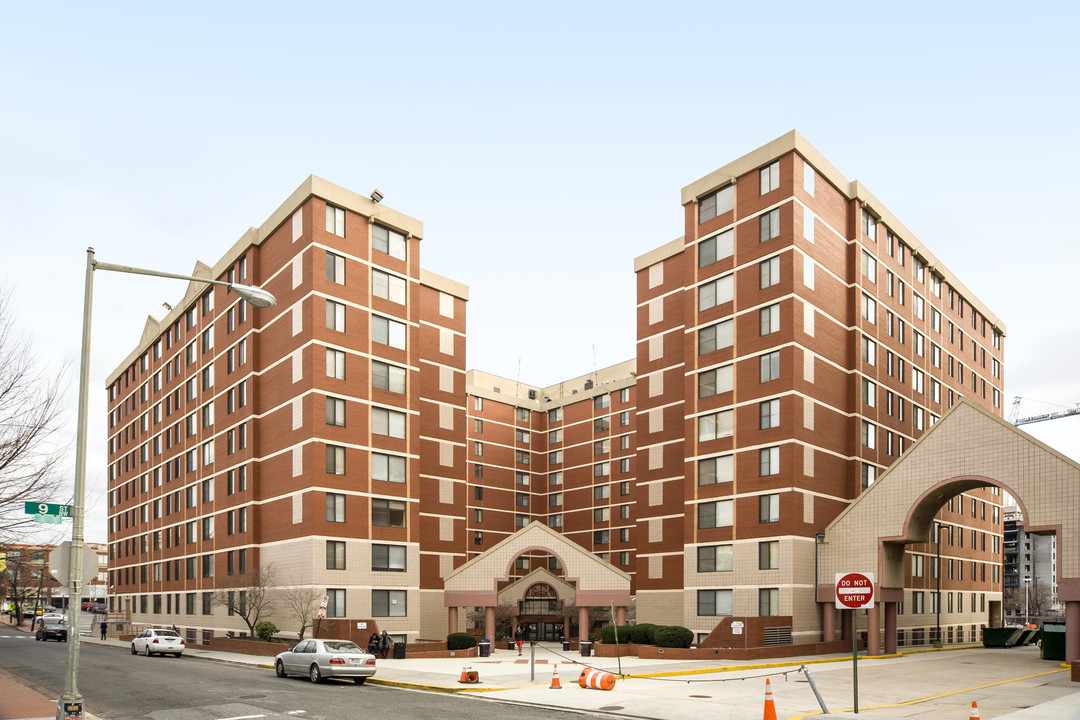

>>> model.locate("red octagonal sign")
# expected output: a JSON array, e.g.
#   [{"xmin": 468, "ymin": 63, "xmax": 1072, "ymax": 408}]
[{"xmin": 835, "ymin": 572, "xmax": 875, "ymax": 609}]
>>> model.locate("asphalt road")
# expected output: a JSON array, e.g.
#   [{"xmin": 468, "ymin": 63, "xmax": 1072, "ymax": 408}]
[{"xmin": 0, "ymin": 629, "xmax": 601, "ymax": 720}]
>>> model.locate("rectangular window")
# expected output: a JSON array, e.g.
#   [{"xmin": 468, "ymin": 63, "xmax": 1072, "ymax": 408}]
[
  {"xmin": 372, "ymin": 453, "xmax": 406, "ymax": 483},
  {"xmin": 759, "ymin": 588, "xmax": 780, "ymax": 616},
  {"xmin": 699, "ymin": 320, "xmax": 733, "ymax": 354},
  {"xmin": 372, "ymin": 544, "xmax": 406, "ymax": 571},
  {"xmin": 760, "ymin": 161, "xmax": 779, "ymax": 194},
  {"xmin": 759, "ymin": 351, "xmax": 780, "ymax": 383},
  {"xmin": 326, "ymin": 348, "xmax": 346, "ymax": 380},
  {"xmin": 326, "ymin": 204, "xmax": 345, "ymax": 236},
  {"xmin": 759, "ymin": 257, "xmax": 780, "ymax": 289},
  {"xmin": 372, "ymin": 498, "xmax": 407, "ymax": 527},
  {"xmin": 698, "ymin": 455, "xmax": 733, "ymax": 485},
  {"xmin": 697, "ymin": 589, "xmax": 733, "ymax": 616},
  {"xmin": 326, "ymin": 589, "xmax": 346, "ymax": 618},
  {"xmin": 372, "ymin": 407, "xmax": 406, "ymax": 438},
  {"xmin": 862, "ymin": 209, "xmax": 877, "ymax": 241},
  {"xmin": 698, "ymin": 365, "xmax": 734, "ymax": 398},
  {"xmin": 697, "ymin": 499, "xmax": 733, "ymax": 529},
  {"xmin": 862, "ymin": 421, "xmax": 877, "ymax": 449},
  {"xmin": 372, "ymin": 315, "xmax": 407, "ymax": 349},
  {"xmin": 698, "ymin": 409, "xmax": 734, "ymax": 441},
  {"xmin": 862, "ymin": 251, "xmax": 877, "ymax": 283},
  {"xmin": 699, "ymin": 273, "xmax": 734, "ymax": 310},
  {"xmin": 759, "ymin": 209, "xmax": 780, "ymax": 242},
  {"xmin": 698, "ymin": 185, "xmax": 733, "ymax": 224},
  {"xmin": 759, "ymin": 541, "xmax": 779, "ymax": 570},
  {"xmin": 373, "ymin": 268, "xmax": 407, "ymax": 304},
  {"xmin": 759, "ymin": 399, "xmax": 780, "ymax": 429},
  {"xmin": 326, "ymin": 493, "xmax": 345, "ymax": 522},
  {"xmin": 760, "ymin": 304, "xmax": 780, "ymax": 335},
  {"xmin": 698, "ymin": 229, "xmax": 734, "ymax": 267},
  {"xmin": 372, "ymin": 224, "xmax": 406, "ymax": 260},
  {"xmin": 325, "ymin": 251, "xmax": 345, "ymax": 283},
  {"xmin": 372, "ymin": 361, "xmax": 407, "ymax": 394},
  {"xmin": 325, "ymin": 396, "xmax": 346, "ymax": 427},
  {"xmin": 697, "ymin": 545, "xmax": 733, "ymax": 572},
  {"xmin": 326, "ymin": 300, "xmax": 345, "ymax": 331},
  {"xmin": 326, "ymin": 444, "xmax": 346, "ymax": 475},
  {"xmin": 759, "ymin": 493, "xmax": 780, "ymax": 523},
  {"xmin": 326, "ymin": 540, "xmax": 346, "ymax": 570},
  {"xmin": 759, "ymin": 446, "xmax": 780, "ymax": 476}
]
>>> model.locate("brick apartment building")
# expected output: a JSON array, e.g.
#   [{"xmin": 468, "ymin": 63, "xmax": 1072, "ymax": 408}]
[{"xmin": 104, "ymin": 132, "xmax": 1004, "ymax": 646}]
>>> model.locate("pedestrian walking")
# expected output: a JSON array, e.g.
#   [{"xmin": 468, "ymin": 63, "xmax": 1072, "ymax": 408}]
[
  {"xmin": 514, "ymin": 626, "xmax": 524, "ymax": 656},
  {"xmin": 378, "ymin": 630, "xmax": 393, "ymax": 659},
  {"xmin": 99, "ymin": 617, "xmax": 108, "ymax": 641}
]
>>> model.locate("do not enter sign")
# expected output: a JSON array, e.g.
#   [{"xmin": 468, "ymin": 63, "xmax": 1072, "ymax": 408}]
[{"xmin": 835, "ymin": 572, "xmax": 875, "ymax": 609}]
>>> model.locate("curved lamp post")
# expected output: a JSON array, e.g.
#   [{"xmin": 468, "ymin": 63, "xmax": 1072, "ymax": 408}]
[{"xmin": 60, "ymin": 247, "xmax": 276, "ymax": 719}]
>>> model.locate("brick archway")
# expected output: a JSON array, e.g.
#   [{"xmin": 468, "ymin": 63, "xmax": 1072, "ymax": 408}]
[{"xmin": 819, "ymin": 398, "xmax": 1080, "ymax": 659}]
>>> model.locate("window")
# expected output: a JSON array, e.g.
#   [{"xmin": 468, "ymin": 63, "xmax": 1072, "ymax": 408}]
[
  {"xmin": 326, "ymin": 541, "xmax": 346, "ymax": 570},
  {"xmin": 372, "ymin": 453, "xmax": 406, "ymax": 483},
  {"xmin": 698, "ymin": 365, "xmax": 733, "ymax": 398},
  {"xmin": 326, "ymin": 204, "xmax": 345, "ymax": 236},
  {"xmin": 326, "ymin": 300, "xmax": 345, "ymax": 331},
  {"xmin": 697, "ymin": 545, "xmax": 733, "ymax": 572},
  {"xmin": 759, "ymin": 447, "xmax": 779, "ymax": 476},
  {"xmin": 861, "ymin": 463, "xmax": 876, "ymax": 488},
  {"xmin": 517, "ymin": 492, "xmax": 530, "ymax": 507},
  {"xmin": 372, "ymin": 498, "xmax": 406, "ymax": 527},
  {"xmin": 325, "ymin": 396, "xmax": 346, "ymax": 427},
  {"xmin": 326, "ymin": 251, "xmax": 345, "ymax": 283},
  {"xmin": 759, "ymin": 304, "xmax": 780, "ymax": 335},
  {"xmin": 697, "ymin": 589, "xmax": 732, "ymax": 616},
  {"xmin": 593, "ymin": 507, "xmax": 609, "ymax": 522},
  {"xmin": 760, "ymin": 161, "xmax": 779, "ymax": 194},
  {"xmin": 326, "ymin": 589, "xmax": 346, "ymax": 618},
  {"xmin": 326, "ymin": 348, "xmax": 346, "ymax": 380},
  {"xmin": 698, "ymin": 229, "xmax": 734, "ymax": 267},
  {"xmin": 760, "ymin": 352, "xmax": 780, "ymax": 383},
  {"xmin": 759, "ymin": 541, "xmax": 779, "ymax": 570},
  {"xmin": 699, "ymin": 274, "xmax": 734, "ymax": 310},
  {"xmin": 372, "ymin": 407, "xmax": 406, "ymax": 438},
  {"xmin": 862, "ymin": 250, "xmax": 877, "ymax": 283},
  {"xmin": 862, "ymin": 421, "xmax": 876, "ymax": 449},
  {"xmin": 373, "ymin": 269, "xmax": 407, "ymax": 304},
  {"xmin": 593, "ymin": 462, "xmax": 609, "ymax": 477},
  {"xmin": 697, "ymin": 499, "xmax": 733, "ymax": 529},
  {"xmin": 862, "ymin": 378, "xmax": 876, "ymax": 407},
  {"xmin": 698, "ymin": 455, "xmax": 733, "ymax": 485},
  {"xmin": 862, "ymin": 294, "xmax": 876, "ymax": 325},
  {"xmin": 862, "ymin": 336, "xmax": 876, "ymax": 366},
  {"xmin": 698, "ymin": 409, "xmax": 733, "ymax": 441},
  {"xmin": 372, "ymin": 224, "xmax": 406, "ymax": 259},
  {"xmin": 326, "ymin": 445, "xmax": 345, "ymax": 475},
  {"xmin": 372, "ymin": 316, "xmax": 407, "ymax": 349},
  {"xmin": 372, "ymin": 361, "xmax": 407, "ymax": 393},
  {"xmin": 759, "ymin": 209, "xmax": 780, "ymax": 242},
  {"xmin": 760, "ymin": 399, "xmax": 780, "ymax": 429},
  {"xmin": 699, "ymin": 320, "xmax": 733, "ymax": 354},
  {"xmin": 370, "ymin": 544, "xmax": 407, "ymax": 572},
  {"xmin": 759, "ymin": 257, "xmax": 780, "ymax": 289},
  {"xmin": 759, "ymin": 493, "xmax": 780, "ymax": 523},
  {"xmin": 698, "ymin": 185, "xmax": 733, "ymax": 223},
  {"xmin": 862, "ymin": 209, "xmax": 877, "ymax": 241},
  {"xmin": 593, "ymin": 393, "xmax": 610, "ymax": 410},
  {"xmin": 326, "ymin": 493, "xmax": 345, "ymax": 522},
  {"xmin": 759, "ymin": 588, "xmax": 780, "ymax": 616}
]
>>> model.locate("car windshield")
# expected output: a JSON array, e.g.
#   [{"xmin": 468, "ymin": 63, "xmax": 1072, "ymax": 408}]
[
  {"xmin": 322, "ymin": 641, "xmax": 363, "ymax": 653},
  {"xmin": 155, "ymin": 630, "xmax": 181, "ymax": 638}
]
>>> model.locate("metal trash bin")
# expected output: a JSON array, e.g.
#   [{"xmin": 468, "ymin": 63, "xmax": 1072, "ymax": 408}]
[
  {"xmin": 393, "ymin": 641, "xmax": 406, "ymax": 659},
  {"xmin": 562, "ymin": 640, "xmax": 571, "ymax": 651},
  {"xmin": 580, "ymin": 641, "xmax": 592, "ymax": 657},
  {"xmin": 507, "ymin": 640, "xmax": 516, "ymax": 650},
  {"xmin": 478, "ymin": 641, "xmax": 490, "ymax": 657}
]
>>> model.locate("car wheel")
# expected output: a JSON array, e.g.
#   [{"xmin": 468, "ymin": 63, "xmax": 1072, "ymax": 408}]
[
  {"xmin": 353, "ymin": 677, "xmax": 366, "ymax": 685},
  {"xmin": 173, "ymin": 652, "xmax": 181, "ymax": 658},
  {"xmin": 309, "ymin": 664, "xmax": 323, "ymax": 683},
  {"xmin": 131, "ymin": 644, "xmax": 137, "ymax": 655},
  {"xmin": 275, "ymin": 660, "xmax": 287, "ymax": 678},
  {"xmin": 144, "ymin": 645, "xmax": 152, "ymax": 657}
]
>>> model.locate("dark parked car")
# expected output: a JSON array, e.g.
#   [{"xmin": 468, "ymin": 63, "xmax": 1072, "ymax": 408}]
[{"xmin": 36, "ymin": 616, "xmax": 68, "ymax": 642}]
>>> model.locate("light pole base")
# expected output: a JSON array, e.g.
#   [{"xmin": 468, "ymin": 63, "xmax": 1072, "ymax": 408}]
[{"xmin": 56, "ymin": 699, "xmax": 83, "ymax": 720}]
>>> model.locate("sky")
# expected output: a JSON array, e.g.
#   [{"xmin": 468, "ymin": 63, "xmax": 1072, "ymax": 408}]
[{"xmin": 2, "ymin": 1, "xmax": 1079, "ymax": 544}]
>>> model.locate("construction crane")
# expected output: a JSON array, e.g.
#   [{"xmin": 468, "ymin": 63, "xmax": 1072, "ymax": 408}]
[{"xmin": 1009, "ymin": 396, "xmax": 1080, "ymax": 426}]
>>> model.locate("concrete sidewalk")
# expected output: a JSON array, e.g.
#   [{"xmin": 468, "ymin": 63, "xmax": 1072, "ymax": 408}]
[{"xmin": 4, "ymin": 619, "xmax": 1080, "ymax": 720}]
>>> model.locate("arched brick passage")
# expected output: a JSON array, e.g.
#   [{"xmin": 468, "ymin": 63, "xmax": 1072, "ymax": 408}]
[{"xmin": 819, "ymin": 399, "xmax": 1079, "ymax": 660}]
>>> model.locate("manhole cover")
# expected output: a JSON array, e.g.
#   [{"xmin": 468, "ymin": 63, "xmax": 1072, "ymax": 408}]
[
  {"xmin": 238, "ymin": 695, "xmax": 265, "ymax": 699},
  {"xmin": 598, "ymin": 706, "xmax": 624, "ymax": 711},
  {"xmin": 690, "ymin": 694, "xmax": 712, "ymax": 698}
]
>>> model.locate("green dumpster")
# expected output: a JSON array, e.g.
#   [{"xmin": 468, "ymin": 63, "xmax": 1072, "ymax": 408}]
[
  {"xmin": 982, "ymin": 626, "xmax": 1022, "ymax": 648},
  {"xmin": 1041, "ymin": 623, "xmax": 1066, "ymax": 661}
]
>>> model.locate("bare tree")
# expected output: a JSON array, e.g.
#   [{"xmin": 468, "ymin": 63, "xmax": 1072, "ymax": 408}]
[
  {"xmin": 211, "ymin": 563, "xmax": 276, "ymax": 637},
  {"xmin": 1, "ymin": 545, "xmax": 57, "ymax": 625},
  {"xmin": 278, "ymin": 584, "xmax": 321, "ymax": 640},
  {"xmin": 467, "ymin": 601, "xmax": 516, "ymax": 639},
  {"xmin": 0, "ymin": 290, "xmax": 70, "ymax": 541},
  {"xmin": 1004, "ymin": 582, "xmax": 1056, "ymax": 622}
]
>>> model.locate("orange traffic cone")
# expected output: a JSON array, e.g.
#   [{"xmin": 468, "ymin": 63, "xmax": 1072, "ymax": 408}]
[
  {"xmin": 763, "ymin": 677, "xmax": 777, "ymax": 720},
  {"xmin": 969, "ymin": 700, "xmax": 980, "ymax": 719},
  {"xmin": 550, "ymin": 664, "xmax": 562, "ymax": 689},
  {"xmin": 459, "ymin": 665, "xmax": 470, "ymax": 683}
]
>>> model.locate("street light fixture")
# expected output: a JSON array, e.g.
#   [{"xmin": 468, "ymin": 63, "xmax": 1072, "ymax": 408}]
[{"xmin": 59, "ymin": 247, "xmax": 276, "ymax": 720}]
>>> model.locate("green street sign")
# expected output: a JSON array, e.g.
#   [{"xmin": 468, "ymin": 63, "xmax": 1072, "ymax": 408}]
[{"xmin": 24, "ymin": 502, "xmax": 72, "ymax": 517}]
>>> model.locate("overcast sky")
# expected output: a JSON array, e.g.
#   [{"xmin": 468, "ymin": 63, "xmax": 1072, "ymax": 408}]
[{"xmin": 3, "ymin": 2, "xmax": 1078, "ymax": 543}]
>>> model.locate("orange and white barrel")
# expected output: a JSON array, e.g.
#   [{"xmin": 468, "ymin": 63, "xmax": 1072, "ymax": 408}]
[{"xmin": 577, "ymin": 668, "xmax": 616, "ymax": 691}]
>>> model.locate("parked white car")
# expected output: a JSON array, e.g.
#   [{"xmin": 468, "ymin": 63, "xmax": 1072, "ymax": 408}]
[
  {"xmin": 275, "ymin": 639, "xmax": 377, "ymax": 684},
  {"xmin": 131, "ymin": 628, "xmax": 186, "ymax": 657}
]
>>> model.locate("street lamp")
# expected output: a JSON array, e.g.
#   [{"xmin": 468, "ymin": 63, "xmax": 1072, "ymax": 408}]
[
  {"xmin": 59, "ymin": 247, "xmax": 276, "ymax": 719},
  {"xmin": 1023, "ymin": 576, "xmax": 1032, "ymax": 627}
]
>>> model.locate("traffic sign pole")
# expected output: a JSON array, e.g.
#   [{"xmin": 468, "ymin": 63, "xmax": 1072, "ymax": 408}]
[
  {"xmin": 852, "ymin": 608, "xmax": 859, "ymax": 713},
  {"xmin": 836, "ymin": 571, "xmax": 875, "ymax": 715}
]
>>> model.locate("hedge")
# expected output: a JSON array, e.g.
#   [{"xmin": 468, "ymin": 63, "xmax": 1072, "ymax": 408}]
[
  {"xmin": 598, "ymin": 624, "xmax": 631, "ymax": 644},
  {"xmin": 627, "ymin": 623, "xmax": 660, "ymax": 645},
  {"xmin": 653, "ymin": 625, "xmax": 694, "ymax": 648},
  {"xmin": 447, "ymin": 632, "xmax": 478, "ymax": 650}
]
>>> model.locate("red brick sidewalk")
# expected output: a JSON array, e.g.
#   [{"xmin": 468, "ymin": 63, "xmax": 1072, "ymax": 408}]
[{"xmin": 0, "ymin": 667, "xmax": 57, "ymax": 720}]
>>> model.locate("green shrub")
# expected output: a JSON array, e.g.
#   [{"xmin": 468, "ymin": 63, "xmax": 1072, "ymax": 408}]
[
  {"xmin": 628, "ymin": 623, "xmax": 659, "ymax": 645},
  {"xmin": 598, "ymin": 624, "xmax": 631, "ymax": 644},
  {"xmin": 447, "ymin": 632, "xmax": 478, "ymax": 650},
  {"xmin": 653, "ymin": 625, "xmax": 693, "ymax": 648},
  {"xmin": 254, "ymin": 621, "xmax": 279, "ymax": 642}
]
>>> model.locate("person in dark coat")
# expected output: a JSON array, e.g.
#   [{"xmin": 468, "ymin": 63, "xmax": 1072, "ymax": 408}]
[
  {"xmin": 367, "ymin": 631, "xmax": 380, "ymax": 656},
  {"xmin": 378, "ymin": 630, "xmax": 393, "ymax": 659},
  {"xmin": 99, "ymin": 618, "xmax": 108, "ymax": 641}
]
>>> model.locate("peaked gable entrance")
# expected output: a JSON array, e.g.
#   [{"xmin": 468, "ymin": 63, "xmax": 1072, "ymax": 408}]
[{"xmin": 819, "ymin": 399, "xmax": 1080, "ymax": 660}]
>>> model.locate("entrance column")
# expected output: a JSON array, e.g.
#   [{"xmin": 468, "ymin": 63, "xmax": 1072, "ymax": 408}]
[
  {"xmin": 1066, "ymin": 601, "xmax": 1080, "ymax": 663},
  {"xmin": 447, "ymin": 606, "xmax": 458, "ymax": 634},
  {"xmin": 822, "ymin": 603, "xmax": 835, "ymax": 642},
  {"xmin": 616, "ymin": 606, "xmax": 627, "ymax": 625},
  {"xmin": 883, "ymin": 602, "xmax": 897, "ymax": 655},
  {"xmin": 578, "ymin": 606, "xmax": 589, "ymax": 643},
  {"xmin": 866, "ymin": 604, "xmax": 881, "ymax": 656},
  {"xmin": 485, "ymin": 606, "xmax": 495, "ymax": 645}
]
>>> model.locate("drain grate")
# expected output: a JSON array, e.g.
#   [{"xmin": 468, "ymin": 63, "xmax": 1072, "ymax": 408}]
[{"xmin": 598, "ymin": 706, "xmax": 624, "ymax": 711}]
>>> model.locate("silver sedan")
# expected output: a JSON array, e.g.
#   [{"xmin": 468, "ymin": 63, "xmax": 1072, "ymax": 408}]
[{"xmin": 274, "ymin": 639, "xmax": 377, "ymax": 684}]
